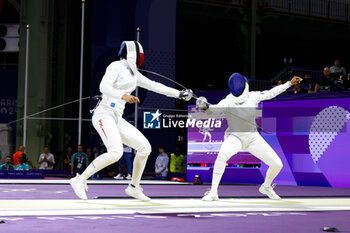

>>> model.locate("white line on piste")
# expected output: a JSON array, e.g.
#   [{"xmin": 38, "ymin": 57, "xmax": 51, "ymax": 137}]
[{"xmin": 0, "ymin": 198, "xmax": 348, "ymax": 216}]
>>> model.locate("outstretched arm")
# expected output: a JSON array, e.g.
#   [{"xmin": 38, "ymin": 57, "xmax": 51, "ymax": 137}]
[
  {"xmin": 136, "ymin": 72, "xmax": 181, "ymax": 98},
  {"xmin": 207, "ymin": 99, "xmax": 230, "ymax": 115},
  {"xmin": 258, "ymin": 76, "xmax": 302, "ymax": 102},
  {"xmin": 197, "ymin": 97, "xmax": 229, "ymax": 115}
]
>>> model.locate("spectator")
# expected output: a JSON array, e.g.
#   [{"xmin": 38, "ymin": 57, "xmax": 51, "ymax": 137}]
[
  {"xmin": 330, "ymin": 59, "xmax": 346, "ymax": 77},
  {"xmin": 0, "ymin": 156, "xmax": 15, "ymax": 170},
  {"xmin": 86, "ymin": 148, "xmax": 92, "ymax": 165},
  {"xmin": 276, "ymin": 80, "xmax": 283, "ymax": 86},
  {"xmin": 91, "ymin": 147, "xmax": 102, "ymax": 179},
  {"xmin": 92, "ymin": 146, "xmax": 99, "ymax": 159},
  {"xmin": 38, "ymin": 146, "xmax": 55, "ymax": 170},
  {"xmin": 12, "ymin": 146, "xmax": 35, "ymax": 168},
  {"xmin": 155, "ymin": 145, "xmax": 169, "ymax": 180},
  {"xmin": 64, "ymin": 146, "xmax": 73, "ymax": 171},
  {"xmin": 16, "ymin": 155, "xmax": 29, "ymax": 171},
  {"xmin": 12, "ymin": 146, "xmax": 35, "ymax": 169},
  {"xmin": 169, "ymin": 147, "xmax": 185, "ymax": 174},
  {"xmin": 330, "ymin": 59, "xmax": 346, "ymax": 91},
  {"xmin": 12, "ymin": 145, "xmax": 24, "ymax": 167},
  {"xmin": 303, "ymin": 73, "xmax": 317, "ymax": 93},
  {"xmin": 114, "ymin": 145, "xmax": 133, "ymax": 180},
  {"xmin": 105, "ymin": 163, "xmax": 118, "ymax": 177},
  {"xmin": 292, "ymin": 82, "xmax": 307, "ymax": 94},
  {"xmin": 71, "ymin": 145, "xmax": 88, "ymax": 176},
  {"xmin": 316, "ymin": 67, "xmax": 333, "ymax": 92},
  {"xmin": 333, "ymin": 75, "xmax": 345, "ymax": 91}
]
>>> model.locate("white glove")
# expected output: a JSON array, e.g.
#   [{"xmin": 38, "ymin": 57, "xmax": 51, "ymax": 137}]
[
  {"xmin": 179, "ymin": 89, "xmax": 193, "ymax": 101},
  {"xmin": 196, "ymin": 96, "xmax": 209, "ymax": 110}
]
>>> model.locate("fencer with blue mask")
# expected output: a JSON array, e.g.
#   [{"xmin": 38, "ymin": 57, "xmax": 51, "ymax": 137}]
[
  {"xmin": 70, "ymin": 41, "xmax": 193, "ymax": 201},
  {"xmin": 198, "ymin": 73, "xmax": 302, "ymax": 200}
]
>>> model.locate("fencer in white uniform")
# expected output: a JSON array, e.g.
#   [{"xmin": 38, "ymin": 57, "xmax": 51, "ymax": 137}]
[
  {"xmin": 198, "ymin": 73, "xmax": 302, "ymax": 200},
  {"xmin": 70, "ymin": 41, "xmax": 193, "ymax": 201}
]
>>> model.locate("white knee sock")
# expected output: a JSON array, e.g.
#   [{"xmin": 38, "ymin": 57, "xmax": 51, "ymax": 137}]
[
  {"xmin": 79, "ymin": 153, "xmax": 120, "ymax": 180},
  {"xmin": 263, "ymin": 167, "xmax": 281, "ymax": 187},
  {"xmin": 130, "ymin": 154, "xmax": 148, "ymax": 187},
  {"xmin": 211, "ymin": 155, "xmax": 227, "ymax": 192}
]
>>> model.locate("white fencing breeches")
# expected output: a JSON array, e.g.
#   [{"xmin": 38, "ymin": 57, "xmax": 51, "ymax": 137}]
[
  {"xmin": 245, "ymin": 133, "xmax": 283, "ymax": 187},
  {"xmin": 79, "ymin": 106, "xmax": 151, "ymax": 184},
  {"xmin": 211, "ymin": 132, "xmax": 283, "ymax": 191}
]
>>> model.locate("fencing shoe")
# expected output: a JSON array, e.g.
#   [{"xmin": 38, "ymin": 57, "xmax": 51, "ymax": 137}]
[
  {"xmin": 125, "ymin": 174, "xmax": 132, "ymax": 180},
  {"xmin": 114, "ymin": 174, "xmax": 124, "ymax": 180},
  {"xmin": 125, "ymin": 184, "xmax": 151, "ymax": 201},
  {"xmin": 202, "ymin": 190, "xmax": 219, "ymax": 201},
  {"xmin": 70, "ymin": 174, "xmax": 88, "ymax": 200},
  {"xmin": 259, "ymin": 184, "xmax": 281, "ymax": 200}
]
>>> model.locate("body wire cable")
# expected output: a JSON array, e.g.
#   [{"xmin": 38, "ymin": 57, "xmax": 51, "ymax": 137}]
[
  {"xmin": 7, "ymin": 96, "xmax": 101, "ymax": 125},
  {"xmin": 8, "ymin": 69, "xmax": 267, "ymax": 133}
]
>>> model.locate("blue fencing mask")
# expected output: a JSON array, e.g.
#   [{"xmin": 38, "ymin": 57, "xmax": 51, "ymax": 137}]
[
  {"xmin": 228, "ymin": 73, "xmax": 249, "ymax": 103},
  {"xmin": 228, "ymin": 73, "xmax": 248, "ymax": 97}
]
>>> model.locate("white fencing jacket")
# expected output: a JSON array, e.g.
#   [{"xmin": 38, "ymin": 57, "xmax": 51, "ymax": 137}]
[
  {"xmin": 208, "ymin": 82, "xmax": 292, "ymax": 135},
  {"xmin": 99, "ymin": 59, "xmax": 180, "ymax": 117}
]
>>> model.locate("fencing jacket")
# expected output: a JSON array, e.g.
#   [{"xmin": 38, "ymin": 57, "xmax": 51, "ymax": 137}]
[
  {"xmin": 208, "ymin": 82, "xmax": 292, "ymax": 135},
  {"xmin": 99, "ymin": 59, "xmax": 180, "ymax": 117}
]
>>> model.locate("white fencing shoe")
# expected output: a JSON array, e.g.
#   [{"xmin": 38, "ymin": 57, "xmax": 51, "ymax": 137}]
[
  {"xmin": 202, "ymin": 190, "xmax": 219, "ymax": 201},
  {"xmin": 114, "ymin": 174, "xmax": 124, "ymax": 180},
  {"xmin": 125, "ymin": 184, "xmax": 151, "ymax": 201},
  {"xmin": 259, "ymin": 184, "xmax": 281, "ymax": 200},
  {"xmin": 70, "ymin": 174, "xmax": 88, "ymax": 200}
]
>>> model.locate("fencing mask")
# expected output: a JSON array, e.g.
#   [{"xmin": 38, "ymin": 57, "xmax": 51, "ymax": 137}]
[
  {"xmin": 118, "ymin": 41, "xmax": 144, "ymax": 73},
  {"xmin": 228, "ymin": 73, "xmax": 249, "ymax": 103}
]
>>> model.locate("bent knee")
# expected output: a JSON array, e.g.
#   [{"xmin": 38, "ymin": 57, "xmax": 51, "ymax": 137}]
[
  {"xmin": 217, "ymin": 150, "xmax": 232, "ymax": 161},
  {"xmin": 107, "ymin": 145, "xmax": 123, "ymax": 161},
  {"xmin": 270, "ymin": 160, "xmax": 283, "ymax": 171},
  {"xmin": 135, "ymin": 141, "xmax": 152, "ymax": 157},
  {"xmin": 108, "ymin": 151, "xmax": 123, "ymax": 161}
]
